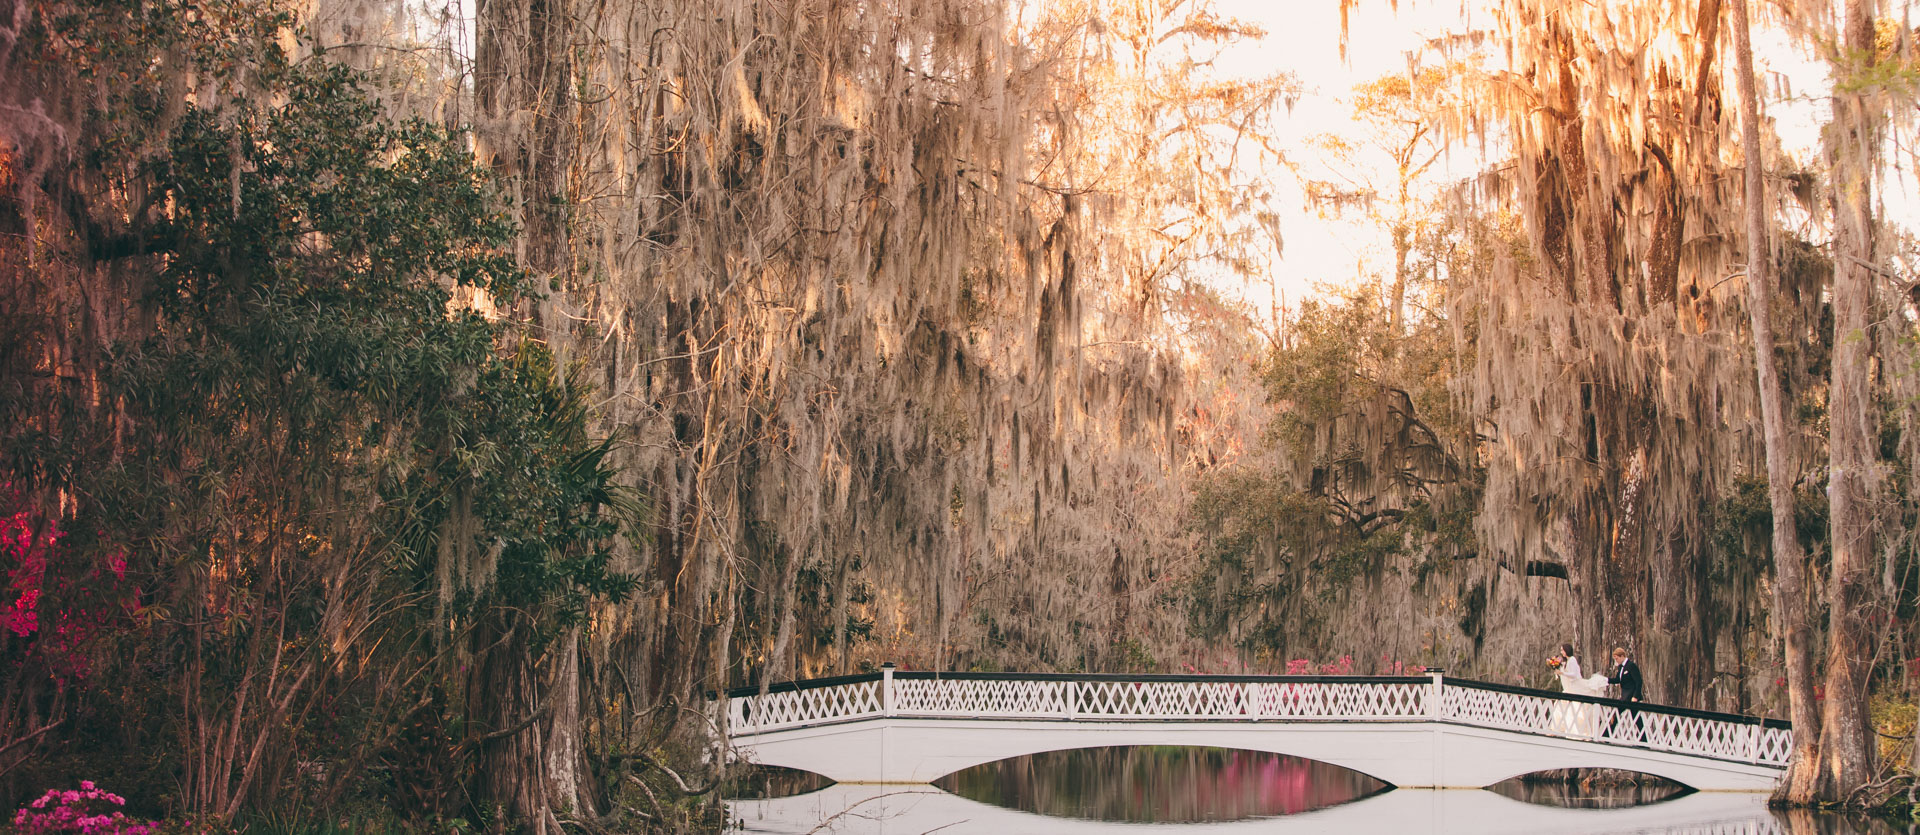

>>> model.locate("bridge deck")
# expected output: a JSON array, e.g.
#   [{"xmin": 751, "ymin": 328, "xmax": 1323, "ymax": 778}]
[{"xmin": 717, "ymin": 670, "xmax": 1791, "ymax": 791}]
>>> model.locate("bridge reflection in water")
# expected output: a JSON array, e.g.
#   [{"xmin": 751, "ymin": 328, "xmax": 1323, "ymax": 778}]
[
  {"xmin": 935, "ymin": 746, "xmax": 1389, "ymax": 822},
  {"xmin": 727, "ymin": 783, "xmax": 1778, "ymax": 834}
]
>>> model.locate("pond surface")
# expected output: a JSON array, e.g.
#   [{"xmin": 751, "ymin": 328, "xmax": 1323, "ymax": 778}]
[
  {"xmin": 932, "ymin": 746, "xmax": 1387, "ymax": 822},
  {"xmin": 727, "ymin": 747, "xmax": 1913, "ymax": 834}
]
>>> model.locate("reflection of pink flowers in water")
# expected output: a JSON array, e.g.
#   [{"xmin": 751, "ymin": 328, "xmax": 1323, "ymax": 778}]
[{"xmin": 942, "ymin": 746, "xmax": 1386, "ymax": 822}]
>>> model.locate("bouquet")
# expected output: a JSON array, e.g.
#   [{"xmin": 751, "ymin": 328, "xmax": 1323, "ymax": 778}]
[{"xmin": 1546, "ymin": 657, "xmax": 1563, "ymax": 670}]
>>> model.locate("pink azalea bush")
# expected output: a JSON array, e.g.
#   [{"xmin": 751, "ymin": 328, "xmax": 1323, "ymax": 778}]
[
  {"xmin": 12, "ymin": 782, "xmax": 157, "ymax": 834},
  {"xmin": 1, "ymin": 484, "xmax": 140, "ymax": 679},
  {"xmin": 0, "ymin": 487, "xmax": 55, "ymax": 639}
]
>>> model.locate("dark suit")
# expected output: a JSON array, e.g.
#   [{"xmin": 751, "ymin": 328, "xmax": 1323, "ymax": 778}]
[
  {"xmin": 1608, "ymin": 658, "xmax": 1644, "ymax": 702},
  {"xmin": 1606, "ymin": 657, "xmax": 1646, "ymax": 742}
]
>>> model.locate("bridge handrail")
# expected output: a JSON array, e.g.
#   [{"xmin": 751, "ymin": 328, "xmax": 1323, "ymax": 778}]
[
  {"xmin": 715, "ymin": 671, "xmax": 885, "ymax": 699},
  {"xmin": 1444, "ymin": 678, "xmax": 1791, "ymax": 730},
  {"xmin": 713, "ymin": 671, "xmax": 1426, "ymax": 700},
  {"xmin": 718, "ymin": 671, "xmax": 1793, "ymax": 767}
]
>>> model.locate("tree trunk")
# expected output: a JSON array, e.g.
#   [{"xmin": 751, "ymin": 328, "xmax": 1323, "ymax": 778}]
[
  {"xmin": 475, "ymin": 0, "xmax": 575, "ymax": 330},
  {"xmin": 473, "ymin": 622, "xmax": 553, "ymax": 833},
  {"xmin": 1389, "ymin": 222, "xmax": 1410, "ymax": 337},
  {"xmin": 1815, "ymin": 0, "xmax": 1882, "ymax": 803},
  {"xmin": 1645, "ymin": 144, "xmax": 1682, "ymax": 313},
  {"xmin": 832, "ymin": 552, "xmax": 852, "ymax": 675},
  {"xmin": 1604, "ymin": 437, "xmax": 1647, "ymax": 658},
  {"xmin": 544, "ymin": 628, "xmax": 594, "ymax": 823},
  {"xmin": 469, "ymin": 621, "xmax": 597, "ymax": 833},
  {"xmin": 1731, "ymin": 0, "xmax": 1822, "ymax": 804}
]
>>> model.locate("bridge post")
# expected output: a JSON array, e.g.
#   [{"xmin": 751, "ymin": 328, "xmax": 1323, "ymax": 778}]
[
  {"xmin": 1428, "ymin": 668, "xmax": 1446, "ymax": 788},
  {"xmin": 881, "ymin": 662, "xmax": 896, "ymax": 717},
  {"xmin": 880, "ymin": 662, "xmax": 896, "ymax": 781},
  {"xmin": 1067, "ymin": 680, "xmax": 1078, "ymax": 720}
]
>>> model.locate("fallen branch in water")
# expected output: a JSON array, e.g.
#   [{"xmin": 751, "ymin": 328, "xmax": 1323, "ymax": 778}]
[{"xmin": 804, "ymin": 791, "xmax": 923, "ymax": 835}]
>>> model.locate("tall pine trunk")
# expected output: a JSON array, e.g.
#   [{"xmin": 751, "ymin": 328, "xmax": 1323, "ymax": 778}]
[{"xmin": 1731, "ymin": 0, "xmax": 1821, "ymax": 803}]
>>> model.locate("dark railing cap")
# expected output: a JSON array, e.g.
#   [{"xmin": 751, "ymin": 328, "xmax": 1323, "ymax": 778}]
[
  {"xmin": 889, "ymin": 670, "xmax": 1430, "ymax": 686},
  {"xmin": 712, "ymin": 671, "xmax": 883, "ymax": 700}
]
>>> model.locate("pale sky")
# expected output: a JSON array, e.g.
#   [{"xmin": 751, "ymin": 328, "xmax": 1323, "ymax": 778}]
[
  {"xmin": 1212, "ymin": 0, "xmax": 1487, "ymax": 313},
  {"xmin": 1207, "ymin": 0, "xmax": 1899, "ymax": 316}
]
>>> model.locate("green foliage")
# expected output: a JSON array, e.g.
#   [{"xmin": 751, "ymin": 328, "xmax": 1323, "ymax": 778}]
[
  {"xmin": 1183, "ymin": 469, "xmax": 1345, "ymax": 650},
  {"xmin": 242, "ymin": 803, "xmax": 428, "ymax": 835},
  {"xmin": 1710, "ymin": 474, "xmax": 1830, "ymax": 585},
  {"xmin": 1191, "ymin": 274, "xmax": 1478, "ymax": 661},
  {"xmin": 1261, "ymin": 295, "xmax": 1384, "ymax": 456},
  {"xmin": 427, "ymin": 345, "xmax": 641, "ymax": 641},
  {"xmin": 1106, "ymin": 637, "xmax": 1158, "ymax": 673},
  {"xmin": 5, "ymin": 25, "xmax": 635, "ymax": 820}
]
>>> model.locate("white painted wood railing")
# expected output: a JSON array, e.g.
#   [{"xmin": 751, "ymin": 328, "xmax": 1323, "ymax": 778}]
[{"xmin": 720, "ymin": 669, "xmax": 1792, "ymax": 768}]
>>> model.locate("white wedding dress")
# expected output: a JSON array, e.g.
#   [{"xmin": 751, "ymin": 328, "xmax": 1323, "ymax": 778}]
[
  {"xmin": 1553, "ymin": 657, "xmax": 1609, "ymax": 737},
  {"xmin": 1557, "ymin": 656, "xmax": 1610, "ymax": 697}
]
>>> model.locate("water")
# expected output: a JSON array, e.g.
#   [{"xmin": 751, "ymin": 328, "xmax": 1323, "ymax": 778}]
[
  {"xmin": 932, "ymin": 746, "xmax": 1389, "ymax": 822},
  {"xmin": 727, "ymin": 747, "xmax": 1913, "ymax": 834}
]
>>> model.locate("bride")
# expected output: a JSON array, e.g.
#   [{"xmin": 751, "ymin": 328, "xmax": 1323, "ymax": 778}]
[
  {"xmin": 1553, "ymin": 643, "xmax": 1610, "ymax": 696},
  {"xmin": 1550, "ymin": 643, "xmax": 1609, "ymax": 738}
]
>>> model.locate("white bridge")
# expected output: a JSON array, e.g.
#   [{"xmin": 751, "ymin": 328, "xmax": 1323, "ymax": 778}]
[{"xmin": 720, "ymin": 668, "xmax": 1791, "ymax": 792}]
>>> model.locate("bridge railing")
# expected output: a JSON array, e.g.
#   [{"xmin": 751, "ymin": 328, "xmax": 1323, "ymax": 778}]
[
  {"xmin": 894, "ymin": 673, "xmax": 1431, "ymax": 721},
  {"xmin": 719, "ymin": 670, "xmax": 1791, "ymax": 768},
  {"xmin": 1442, "ymin": 679, "xmax": 1793, "ymax": 766}
]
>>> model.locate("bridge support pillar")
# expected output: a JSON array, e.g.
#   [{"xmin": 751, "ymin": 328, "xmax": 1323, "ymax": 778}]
[{"xmin": 1428, "ymin": 668, "xmax": 1446, "ymax": 788}]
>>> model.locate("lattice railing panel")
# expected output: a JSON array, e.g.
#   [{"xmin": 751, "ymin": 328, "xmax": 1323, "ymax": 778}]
[
  {"xmin": 1074, "ymin": 680, "xmax": 1253, "ymax": 718},
  {"xmin": 1250, "ymin": 682, "xmax": 1427, "ymax": 719},
  {"xmin": 893, "ymin": 679, "xmax": 1070, "ymax": 718},
  {"xmin": 1440, "ymin": 685, "xmax": 1792, "ymax": 766},
  {"xmin": 1754, "ymin": 727, "xmax": 1793, "ymax": 765},
  {"xmin": 1442, "ymin": 686, "xmax": 1562, "ymax": 734},
  {"xmin": 728, "ymin": 680, "xmax": 882, "ymax": 733}
]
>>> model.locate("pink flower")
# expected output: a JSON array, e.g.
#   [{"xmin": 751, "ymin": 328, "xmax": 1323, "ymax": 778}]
[
  {"xmin": 2, "ymin": 586, "xmax": 37, "ymax": 637},
  {"xmin": 12, "ymin": 781, "xmax": 154, "ymax": 835}
]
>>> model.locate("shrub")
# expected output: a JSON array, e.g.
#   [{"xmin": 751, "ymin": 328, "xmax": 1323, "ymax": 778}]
[{"xmin": 12, "ymin": 782, "xmax": 157, "ymax": 834}]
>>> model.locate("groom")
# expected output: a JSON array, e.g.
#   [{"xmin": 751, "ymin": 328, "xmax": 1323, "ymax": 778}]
[
  {"xmin": 1607, "ymin": 647, "xmax": 1645, "ymax": 742},
  {"xmin": 1606, "ymin": 647, "xmax": 1644, "ymax": 702}
]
